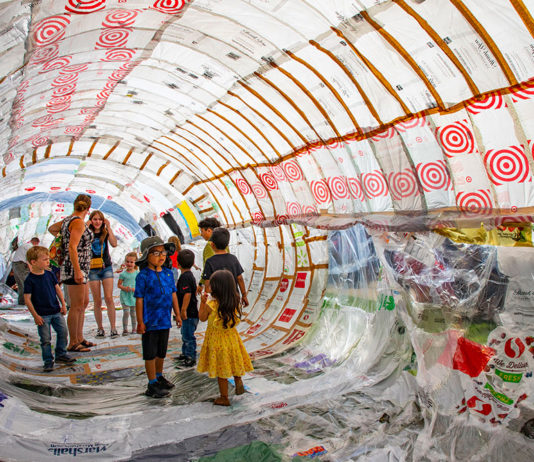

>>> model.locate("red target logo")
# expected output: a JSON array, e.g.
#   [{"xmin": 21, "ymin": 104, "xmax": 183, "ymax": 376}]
[
  {"xmin": 260, "ymin": 172, "xmax": 278, "ymax": 190},
  {"xmin": 65, "ymin": 0, "xmax": 106, "ymax": 14},
  {"xmin": 511, "ymin": 81, "xmax": 534, "ymax": 102},
  {"xmin": 52, "ymin": 83, "xmax": 77, "ymax": 98},
  {"xmin": 101, "ymin": 48, "xmax": 136, "ymax": 62},
  {"xmin": 396, "ymin": 116, "xmax": 427, "ymax": 132},
  {"xmin": 302, "ymin": 205, "xmax": 318, "ymax": 215},
  {"xmin": 65, "ymin": 126, "xmax": 84, "ymax": 134},
  {"xmin": 269, "ymin": 165, "xmax": 286, "ymax": 181},
  {"xmin": 151, "ymin": 0, "xmax": 190, "ymax": 15},
  {"xmin": 40, "ymin": 56, "xmax": 72, "ymax": 73},
  {"xmin": 456, "ymin": 189, "xmax": 493, "ymax": 212},
  {"xmin": 371, "ymin": 127, "xmax": 395, "ymax": 141},
  {"xmin": 251, "ymin": 212, "xmax": 264, "ymax": 225},
  {"xmin": 484, "ymin": 145, "xmax": 529, "ymax": 185},
  {"xmin": 467, "ymin": 92, "xmax": 506, "ymax": 114},
  {"xmin": 436, "ymin": 120, "xmax": 477, "ymax": 157},
  {"xmin": 52, "ymin": 72, "xmax": 79, "ymax": 86},
  {"xmin": 30, "ymin": 135, "xmax": 49, "ymax": 148},
  {"xmin": 504, "ymin": 338, "xmax": 525, "ymax": 358},
  {"xmin": 327, "ymin": 176, "xmax": 350, "ymax": 200},
  {"xmin": 60, "ymin": 63, "xmax": 89, "ymax": 74},
  {"xmin": 416, "ymin": 161, "xmax": 452, "ymax": 192},
  {"xmin": 103, "ymin": 9, "xmax": 139, "ymax": 27},
  {"xmin": 32, "ymin": 115, "xmax": 61, "ymax": 127},
  {"xmin": 347, "ymin": 177, "xmax": 364, "ymax": 201},
  {"xmin": 235, "ymin": 178, "xmax": 251, "ymax": 195},
  {"xmin": 282, "ymin": 160, "xmax": 303, "ymax": 182},
  {"xmin": 30, "ymin": 44, "xmax": 59, "ymax": 65},
  {"xmin": 276, "ymin": 215, "xmax": 288, "ymax": 225},
  {"xmin": 388, "ymin": 169, "xmax": 418, "ymax": 200},
  {"xmin": 251, "ymin": 183, "xmax": 267, "ymax": 199},
  {"xmin": 286, "ymin": 202, "xmax": 302, "ymax": 216},
  {"xmin": 310, "ymin": 179, "xmax": 332, "ymax": 204},
  {"xmin": 32, "ymin": 15, "xmax": 71, "ymax": 46},
  {"xmin": 96, "ymin": 28, "xmax": 132, "ymax": 49},
  {"xmin": 362, "ymin": 171, "xmax": 388, "ymax": 198}
]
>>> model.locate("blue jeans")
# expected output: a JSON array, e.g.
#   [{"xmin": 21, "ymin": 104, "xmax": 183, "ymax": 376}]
[
  {"xmin": 37, "ymin": 313, "xmax": 68, "ymax": 365},
  {"xmin": 181, "ymin": 318, "xmax": 199, "ymax": 359}
]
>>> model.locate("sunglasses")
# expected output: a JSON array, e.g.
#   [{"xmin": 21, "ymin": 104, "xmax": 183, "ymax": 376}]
[{"xmin": 149, "ymin": 250, "xmax": 167, "ymax": 257}]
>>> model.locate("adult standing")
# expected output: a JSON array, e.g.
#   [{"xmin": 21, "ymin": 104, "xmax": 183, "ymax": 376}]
[
  {"xmin": 11, "ymin": 236, "xmax": 39, "ymax": 305},
  {"xmin": 48, "ymin": 194, "xmax": 94, "ymax": 352},
  {"xmin": 88, "ymin": 210, "xmax": 118, "ymax": 338}
]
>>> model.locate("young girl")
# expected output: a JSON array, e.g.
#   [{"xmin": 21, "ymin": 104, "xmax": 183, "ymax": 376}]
[
  {"xmin": 197, "ymin": 269, "xmax": 253, "ymax": 406},
  {"xmin": 117, "ymin": 252, "xmax": 139, "ymax": 336}
]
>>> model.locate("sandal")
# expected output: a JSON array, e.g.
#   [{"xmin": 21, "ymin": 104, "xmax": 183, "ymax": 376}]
[
  {"xmin": 67, "ymin": 343, "xmax": 91, "ymax": 353},
  {"xmin": 80, "ymin": 339, "xmax": 96, "ymax": 348},
  {"xmin": 213, "ymin": 396, "xmax": 231, "ymax": 406}
]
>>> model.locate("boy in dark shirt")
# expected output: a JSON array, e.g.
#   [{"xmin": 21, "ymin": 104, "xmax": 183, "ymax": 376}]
[
  {"xmin": 23, "ymin": 246, "xmax": 75, "ymax": 372},
  {"xmin": 201, "ymin": 227, "xmax": 249, "ymax": 307},
  {"xmin": 176, "ymin": 249, "xmax": 199, "ymax": 367}
]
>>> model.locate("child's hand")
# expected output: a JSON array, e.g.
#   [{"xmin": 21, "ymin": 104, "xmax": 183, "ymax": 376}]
[
  {"xmin": 175, "ymin": 317, "xmax": 182, "ymax": 328},
  {"xmin": 33, "ymin": 315, "xmax": 44, "ymax": 326},
  {"xmin": 60, "ymin": 304, "xmax": 67, "ymax": 315},
  {"xmin": 241, "ymin": 295, "xmax": 249, "ymax": 307},
  {"xmin": 136, "ymin": 322, "xmax": 146, "ymax": 334},
  {"xmin": 196, "ymin": 285, "xmax": 203, "ymax": 295},
  {"xmin": 181, "ymin": 309, "xmax": 187, "ymax": 320},
  {"xmin": 201, "ymin": 292, "xmax": 208, "ymax": 304}
]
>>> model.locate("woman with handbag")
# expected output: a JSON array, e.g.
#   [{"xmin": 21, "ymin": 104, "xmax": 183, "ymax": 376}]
[
  {"xmin": 88, "ymin": 210, "xmax": 118, "ymax": 338},
  {"xmin": 48, "ymin": 194, "xmax": 95, "ymax": 352}
]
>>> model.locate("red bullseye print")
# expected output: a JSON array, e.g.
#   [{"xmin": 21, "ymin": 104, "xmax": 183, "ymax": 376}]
[
  {"xmin": 52, "ymin": 72, "xmax": 79, "ymax": 86},
  {"xmin": 416, "ymin": 161, "xmax": 452, "ymax": 192},
  {"xmin": 65, "ymin": 0, "xmax": 106, "ymax": 14},
  {"xmin": 269, "ymin": 165, "xmax": 286, "ymax": 182},
  {"xmin": 310, "ymin": 179, "xmax": 332, "ymax": 204},
  {"xmin": 32, "ymin": 15, "xmax": 71, "ymax": 47},
  {"xmin": 347, "ymin": 177, "xmax": 364, "ymax": 201},
  {"xmin": 40, "ymin": 56, "xmax": 72, "ymax": 73},
  {"xmin": 235, "ymin": 178, "xmax": 251, "ymax": 195},
  {"xmin": 276, "ymin": 214, "xmax": 288, "ymax": 225},
  {"xmin": 52, "ymin": 83, "xmax": 77, "ymax": 98},
  {"xmin": 103, "ymin": 9, "xmax": 139, "ymax": 28},
  {"xmin": 302, "ymin": 204, "xmax": 318, "ymax": 214},
  {"xmin": 32, "ymin": 114, "xmax": 55, "ymax": 127},
  {"xmin": 456, "ymin": 189, "xmax": 494, "ymax": 212},
  {"xmin": 327, "ymin": 176, "xmax": 350, "ymax": 200},
  {"xmin": 151, "ymin": 0, "xmax": 191, "ymax": 14},
  {"xmin": 282, "ymin": 160, "xmax": 304, "ymax": 181},
  {"xmin": 30, "ymin": 44, "xmax": 59, "ymax": 65},
  {"xmin": 467, "ymin": 92, "xmax": 506, "ymax": 115},
  {"xmin": 260, "ymin": 172, "xmax": 278, "ymax": 191},
  {"xmin": 484, "ymin": 145, "xmax": 529, "ymax": 185},
  {"xmin": 47, "ymin": 96, "xmax": 72, "ymax": 113},
  {"xmin": 388, "ymin": 169, "xmax": 418, "ymax": 200},
  {"xmin": 61, "ymin": 64, "xmax": 89, "ymax": 73},
  {"xmin": 362, "ymin": 171, "xmax": 388, "ymax": 199},
  {"xmin": 65, "ymin": 126, "xmax": 83, "ymax": 134},
  {"xmin": 30, "ymin": 135, "xmax": 49, "ymax": 148},
  {"xmin": 96, "ymin": 28, "xmax": 132, "ymax": 49},
  {"xmin": 436, "ymin": 120, "xmax": 477, "ymax": 157},
  {"xmin": 251, "ymin": 183, "xmax": 267, "ymax": 199},
  {"xmin": 251, "ymin": 212, "xmax": 264, "ymax": 225},
  {"xmin": 371, "ymin": 127, "xmax": 395, "ymax": 141},
  {"xmin": 286, "ymin": 201, "xmax": 302, "ymax": 216},
  {"xmin": 395, "ymin": 116, "xmax": 427, "ymax": 132},
  {"xmin": 101, "ymin": 48, "xmax": 136, "ymax": 62},
  {"xmin": 511, "ymin": 81, "xmax": 534, "ymax": 102}
]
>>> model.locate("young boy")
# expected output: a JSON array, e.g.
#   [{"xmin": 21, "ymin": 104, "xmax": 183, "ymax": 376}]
[
  {"xmin": 197, "ymin": 217, "xmax": 221, "ymax": 294},
  {"xmin": 23, "ymin": 246, "xmax": 76, "ymax": 372},
  {"xmin": 135, "ymin": 236, "xmax": 182, "ymax": 398},
  {"xmin": 201, "ymin": 227, "xmax": 249, "ymax": 307},
  {"xmin": 176, "ymin": 249, "xmax": 199, "ymax": 367}
]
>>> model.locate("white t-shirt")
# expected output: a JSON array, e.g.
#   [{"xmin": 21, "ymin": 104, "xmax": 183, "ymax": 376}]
[{"xmin": 12, "ymin": 243, "xmax": 32, "ymax": 263}]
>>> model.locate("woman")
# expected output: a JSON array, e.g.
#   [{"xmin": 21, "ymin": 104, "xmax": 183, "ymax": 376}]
[
  {"xmin": 48, "ymin": 194, "xmax": 94, "ymax": 352},
  {"xmin": 88, "ymin": 210, "xmax": 118, "ymax": 338},
  {"xmin": 167, "ymin": 235, "xmax": 182, "ymax": 284}
]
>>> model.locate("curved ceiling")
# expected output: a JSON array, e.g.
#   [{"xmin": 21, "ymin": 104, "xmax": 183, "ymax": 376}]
[{"xmin": 2, "ymin": 0, "xmax": 534, "ymax": 231}]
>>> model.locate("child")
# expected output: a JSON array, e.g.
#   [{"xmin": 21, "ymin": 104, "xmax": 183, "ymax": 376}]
[
  {"xmin": 197, "ymin": 269, "xmax": 253, "ymax": 406},
  {"xmin": 23, "ymin": 246, "xmax": 76, "ymax": 372},
  {"xmin": 197, "ymin": 217, "xmax": 221, "ymax": 294},
  {"xmin": 201, "ymin": 227, "xmax": 249, "ymax": 307},
  {"xmin": 117, "ymin": 252, "xmax": 139, "ymax": 336},
  {"xmin": 176, "ymin": 249, "xmax": 198, "ymax": 367},
  {"xmin": 135, "ymin": 236, "xmax": 182, "ymax": 398}
]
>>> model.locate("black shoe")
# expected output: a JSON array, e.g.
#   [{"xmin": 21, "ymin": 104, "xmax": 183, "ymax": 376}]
[
  {"xmin": 43, "ymin": 363, "xmax": 54, "ymax": 372},
  {"xmin": 145, "ymin": 382, "xmax": 170, "ymax": 398},
  {"xmin": 56, "ymin": 355, "xmax": 76, "ymax": 364},
  {"xmin": 157, "ymin": 375, "xmax": 175, "ymax": 390},
  {"xmin": 177, "ymin": 354, "xmax": 187, "ymax": 361},
  {"xmin": 183, "ymin": 357, "xmax": 196, "ymax": 368}
]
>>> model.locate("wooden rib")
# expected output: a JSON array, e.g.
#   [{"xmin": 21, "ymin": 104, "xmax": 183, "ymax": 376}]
[
  {"xmin": 66, "ymin": 139, "xmax": 74, "ymax": 156},
  {"xmin": 269, "ymin": 61, "xmax": 343, "ymax": 139},
  {"xmin": 139, "ymin": 152, "xmax": 152, "ymax": 171},
  {"xmin": 2, "ymin": 167, "xmax": 6, "ymax": 177},
  {"xmin": 156, "ymin": 160, "xmax": 170, "ymax": 176},
  {"xmin": 227, "ymin": 90, "xmax": 297, "ymax": 151},
  {"xmin": 393, "ymin": 0, "xmax": 479, "ymax": 95},
  {"xmin": 87, "ymin": 138, "xmax": 99, "ymax": 158},
  {"xmin": 331, "ymin": 28, "xmax": 411, "ymax": 114},
  {"xmin": 122, "ymin": 147, "xmax": 134, "ymax": 165},
  {"xmin": 360, "ymin": 10, "xmax": 445, "ymax": 109},
  {"xmin": 305, "ymin": 41, "xmax": 376, "ymax": 129},
  {"xmin": 102, "ymin": 141, "xmax": 120, "ymax": 160},
  {"xmin": 32, "ymin": 149, "xmax": 37, "ymax": 164},
  {"xmin": 19, "ymin": 155, "xmax": 25, "ymax": 169},
  {"xmin": 509, "ymin": 0, "xmax": 534, "ymax": 39},
  {"xmin": 169, "ymin": 170, "xmax": 182, "ymax": 186},
  {"xmin": 450, "ymin": 0, "xmax": 517, "ymax": 85},
  {"xmin": 44, "ymin": 144, "xmax": 52, "ymax": 159},
  {"xmin": 191, "ymin": 194, "xmax": 207, "ymax": 204},
  {"xmin": 155, "ymin": 140, "xmax": 212, "ymax": 181},
  {"xmin": 182, "ymin": 183, "xmax": 196, "ymax": 196},
  {"xmin": 199, "ymin": 207, "xmax": 215, "ymax": 214},
  {"xmin": 238, "ymin": 80, "xmax": 308, "ymax": 144}
]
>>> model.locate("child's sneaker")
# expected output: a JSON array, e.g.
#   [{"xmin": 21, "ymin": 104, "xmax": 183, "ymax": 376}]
[
  {"xmin": 176, "ymin": 354, "xmax": 187, "ymax": 361},
  {"xmin": 43, "ymin": 363, "xmax": 54, "ymax": 372},
  {"xmin": 56, "ymin": 355, "xmax": 76, "ymax": 364},
  {"xmin": 110, "ymin": 330, "xmax": 119, "ymax": 338},
  {"xmin": 157, "ymin": 375, "xmax": 175, "ymax": 390},
  {"xmin": 122, "ymin": 330, "xmax": 129, "ymax": 336},
  {"xmin": 145, "ymin": 382, "xmax": 170, "ymax": 398},
  {"xmin": 96, "ymin": 329, "xmax": 105, "ymax": 338},
  {"xmin": 182, "ymin": 357, "xmax": 196, "ymax": 368}
]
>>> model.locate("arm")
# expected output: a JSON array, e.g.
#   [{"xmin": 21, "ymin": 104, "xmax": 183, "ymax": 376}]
[
  {"xmin": 24, "ymin": 294, "xmax": 44, "ymax": 326},
  {"xmin": 180, "ymin": 292, "xmax": 191, "ymax": 320},
  {"xmin": 172, "ymin": 292, "xmax": 182, "ymax": 328},
  {"xmin": 68, "ymin": 219, "xmax": 85, "ymax": 284},
  {"xmin": 198, "ymin": 292, "xmax": 211, "ymax": 322},
  {"xmin": 54, "ymin": 284, "xmax": 67, "ymax": 315},
  {"xmin": 117, "ymin": 277, "xmax": 127, "ymax": 292},
  {"xmin": 104, "ymin": 219, "xmax": 118, "ymax": 247},
  {"xmin": 237, "ymin": 274, "xmax": 249, "ymax": 307},
  {"xmin": 48, "ymin": 220, "xmax": 63, "ymax": 237},
  {"xmin": 135, "ymin": 297, "xmax": 145, "ymax": 334}
]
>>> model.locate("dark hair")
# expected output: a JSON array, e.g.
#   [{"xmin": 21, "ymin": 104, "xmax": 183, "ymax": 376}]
[
  {"xmin": 210, "ymin": 227, "xmax": 229, "ymax": 250},
  {"xmin": 74, "ymin": 194, "xmax": 91, "ymax": 212},
  {"xmin": 177, "ymin": 249, "xmax": 194, "ymax": 269},
  {"xmin": 198, "ymin": 217, "xmax": 221, "ymax": 230},
  {"xmin": 88, "ymin": 210, "xmax": 107, "ymax": 244},
  {"xmin": 209, "ymin": 270, "xmax": 241, "ymax": 329}
]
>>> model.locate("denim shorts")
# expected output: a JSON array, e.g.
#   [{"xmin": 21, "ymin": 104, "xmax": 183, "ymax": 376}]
[{"xmin": 88, "ymin": 265, "xmax": 114, "ymax": 281}]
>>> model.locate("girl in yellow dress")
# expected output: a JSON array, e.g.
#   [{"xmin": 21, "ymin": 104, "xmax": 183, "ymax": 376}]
[{"xmin": 197, "ymin": 269, "xmax": 253, "ymax": 406}]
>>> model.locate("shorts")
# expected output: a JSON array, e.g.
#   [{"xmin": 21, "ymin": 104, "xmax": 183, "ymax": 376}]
[
  {"xmin": 142, "ymin": 328, "xmax": 170, "ymax": 360},
  {"xmin": 63, "ymin": 277, "xmax": 81, "ymax": 285},
  {"xmin": 88, "ymin": 266, "xmax": 114, "ymax": 281}
]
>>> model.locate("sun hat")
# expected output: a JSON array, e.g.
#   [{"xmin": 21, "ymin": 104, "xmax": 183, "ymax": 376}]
[{"xmin": 136, "ymin": 236, "xmax": 175, "ymax": 266}]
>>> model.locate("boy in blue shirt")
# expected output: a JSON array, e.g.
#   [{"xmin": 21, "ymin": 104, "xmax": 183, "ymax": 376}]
[
  {"xmin": 23, "ymin": 246, "xmax": 76, "ymax": 372},
  {"xmin": 135, "ymin": 236, "xmax": 182, "ymax": 398}
]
